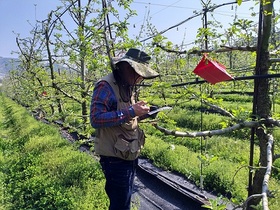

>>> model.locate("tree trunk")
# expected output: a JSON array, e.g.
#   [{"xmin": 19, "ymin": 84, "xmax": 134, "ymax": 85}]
[
  {"xmin": 77, "ymin": 0, "xmax": 88, "ymax": 129},
  {"xmin": 45, "ymin": 12, "xmax": 64, "ymax": 118},
  {"xmin": 247, "ymin": 0, "xmax": 274, "ymax": 209}
]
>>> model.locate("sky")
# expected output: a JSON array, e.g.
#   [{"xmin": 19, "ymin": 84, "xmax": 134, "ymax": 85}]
[{"xmin": 0, "ymin": 0, "xmax": 279, "ymax": 58}]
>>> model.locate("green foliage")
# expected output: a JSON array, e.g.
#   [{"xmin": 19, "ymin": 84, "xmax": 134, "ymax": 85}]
[
  {"xmin": 0, "ymin": 95, "xmax": 108, "ymax": 210},
  {"xmin": 201, "ymin": 196, "xmax": 228, "ymax": 210},
  {"xmin": 237, "ymin": 0, "xmax": 243, "ymax": 6},
  {"xmin": 273, "ymin": 158, "xmax": 280, "ymax": 180}
]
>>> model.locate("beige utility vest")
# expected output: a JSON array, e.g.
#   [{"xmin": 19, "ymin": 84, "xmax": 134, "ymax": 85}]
[{"xmin": 94, "ymin": 73, "xmax": 145, "ymax": 160}]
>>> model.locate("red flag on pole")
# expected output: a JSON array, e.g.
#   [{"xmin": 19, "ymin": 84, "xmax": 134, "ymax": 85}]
[{"xmin": 193, "ymin": 54, "xmax": 233, "ymax": 84}]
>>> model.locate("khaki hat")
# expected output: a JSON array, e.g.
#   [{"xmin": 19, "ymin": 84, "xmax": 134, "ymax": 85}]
[{"xmin": 114, "ymin": 48, "xmax": 159, "ymax": 79}]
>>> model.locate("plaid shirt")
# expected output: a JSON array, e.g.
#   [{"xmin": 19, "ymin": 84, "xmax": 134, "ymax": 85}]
[{"xmin": 90, "ymin": 81, "xmax": 134, "ymax": 128}]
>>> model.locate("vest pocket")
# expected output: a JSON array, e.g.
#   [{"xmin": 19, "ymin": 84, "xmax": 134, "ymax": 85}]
[{"xmin": 114, "ymin": 136, "xmax": 140, "ymax": 160}]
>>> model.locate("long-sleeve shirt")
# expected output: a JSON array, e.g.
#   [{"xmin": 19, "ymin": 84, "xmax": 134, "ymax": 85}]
[{"xmin": 90, "ymin": 81, "xmax": 135, "ymax": 128}]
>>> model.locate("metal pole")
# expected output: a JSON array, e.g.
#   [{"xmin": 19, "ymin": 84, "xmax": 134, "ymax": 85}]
[
  {"xmin": 203, "ymin": 7, "xmax": 208, "ymax": 50},
  {"xmin": 248, "ymin": 0, "xmax": 263, "ymax": 197}
]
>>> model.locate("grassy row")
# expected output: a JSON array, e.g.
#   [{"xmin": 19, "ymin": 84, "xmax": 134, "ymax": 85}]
[{"xmin": 0, "ymin": 95, "xmax": 108, "ymax": 210}]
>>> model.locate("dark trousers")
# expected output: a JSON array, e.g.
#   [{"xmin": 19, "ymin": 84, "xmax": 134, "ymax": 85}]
[{"xmin": 99, "ymin": 156, "xmax": 138, "ymax": 210}]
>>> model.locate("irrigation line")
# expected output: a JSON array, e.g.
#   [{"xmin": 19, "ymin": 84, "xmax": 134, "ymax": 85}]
[{"xmin": 199, "ymin": 84, "xmax": 203, "ymax": 191}]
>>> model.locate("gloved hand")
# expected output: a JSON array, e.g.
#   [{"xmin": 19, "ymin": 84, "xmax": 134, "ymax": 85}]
[{"xmin": 149, "ymin": 105, "xmax": 158, "ymax": 119}]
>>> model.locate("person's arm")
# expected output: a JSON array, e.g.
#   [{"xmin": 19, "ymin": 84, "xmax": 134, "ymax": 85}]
[{"xmin": 90, "ymin": 81, "xmax": 135, "ymax": 128}]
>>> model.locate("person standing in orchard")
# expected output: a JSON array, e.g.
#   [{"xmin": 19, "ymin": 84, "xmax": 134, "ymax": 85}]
[{"xmin": 90, "ymin": 48, "xmax": 159, "ymax": 210}]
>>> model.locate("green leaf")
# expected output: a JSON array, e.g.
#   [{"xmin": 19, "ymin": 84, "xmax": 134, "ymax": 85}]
[
  {"xmin": 201, "ymin": 204, "xmax": 213, "ymax": 209},
  {"xmin": 237, "ymin": 0, "xmax": 243, "ymax": 6}
]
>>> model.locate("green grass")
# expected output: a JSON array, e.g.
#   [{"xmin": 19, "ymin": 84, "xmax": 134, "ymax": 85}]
[
  {"xmin": 139, "ymin": 88, "xmax": 280, "ymax": 209},
  {"xmin": 0, "ymin": 95, "xmax": 108, "ymax": 210}
]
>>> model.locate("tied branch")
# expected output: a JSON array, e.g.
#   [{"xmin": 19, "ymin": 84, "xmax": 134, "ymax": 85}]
[
  {"xmin": 153, "ymin": 118, "xmax": 280, "ymax": 138},
  {"xmin": 153, "ymin": 120, "xmax": 257, "ymax": 138}
]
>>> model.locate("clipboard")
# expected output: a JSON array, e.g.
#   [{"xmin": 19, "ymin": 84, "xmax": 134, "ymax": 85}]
[{"xmin": 147, "ymin": 106, "xmax": 172, "ymax": 116}]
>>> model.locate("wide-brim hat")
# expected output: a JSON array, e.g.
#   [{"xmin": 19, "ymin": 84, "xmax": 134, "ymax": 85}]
[{"xmin": 113, "ymin": 48, "xmax": 159, "ymax": 79}]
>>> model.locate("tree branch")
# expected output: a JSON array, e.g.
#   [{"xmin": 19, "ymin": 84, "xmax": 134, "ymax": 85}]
[
  {"xmin": 191, "ymin": 94, "xmax": 235, "ymax": 119},
  {"xmin": 153, "ymin": 121, "xmax": 258, "ymax": 138},
  {"xmin": 153, "ymin": 118, "xmax": 280, "ymax": 138},
  {"xmin": 153, "ymin": 42, "xmax": 257, "ymax": 55},
  {"xmin": 262, "ymin": 134, "xmax": 273, "ymax": 210}
]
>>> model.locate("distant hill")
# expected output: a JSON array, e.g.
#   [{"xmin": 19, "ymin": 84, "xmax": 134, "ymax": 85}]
[{"xmin": 0, "ymin": 56, "xmax": 20, "ymax": 78}]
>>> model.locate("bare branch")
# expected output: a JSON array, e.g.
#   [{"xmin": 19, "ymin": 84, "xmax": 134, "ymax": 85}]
[
  {"xmin": 191, "ymin": 94, "xmax": 235, "ymax": 119},
  {"xmin": 153, "ymin": 117, "xmax": 280, "ymax": 138},
  {"xmin": 219, "ymin": 45, "xmax": 257, "ymax": 52},
  {"xmin": 266, "ymin": 117, "xmax": 280, "ymax": 126},
  {"xmin": 153, "ymin": 42, "xmax": 257, "ymax": 55},
  {"xmin": 141, "ymin": 0, "xmax": 253, "ymax": 43},
  {"xmin": 141, "ymin": 13, "xmax": 201, "ymax": 43},
  {"xmin": 53, "ymin": 83, "xmax": 82, "ymax": 104},
  {"xmin": 269, "ymin": 58, "xmax": 280, "ymax": 63},
  {"xmin": 153, "ymin": 121, "xmax": 258, "ymax": 138},
  {"xmin": 232, "ymin": 194, "xmax": 262, "ymax": 210},
  {"xmin": 56, "ymin": 15, "xmax": 76, "ymax": 40},
  {"xmin": 262, "ymin": 134, "xmax": 273, "ymax": 210}
]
